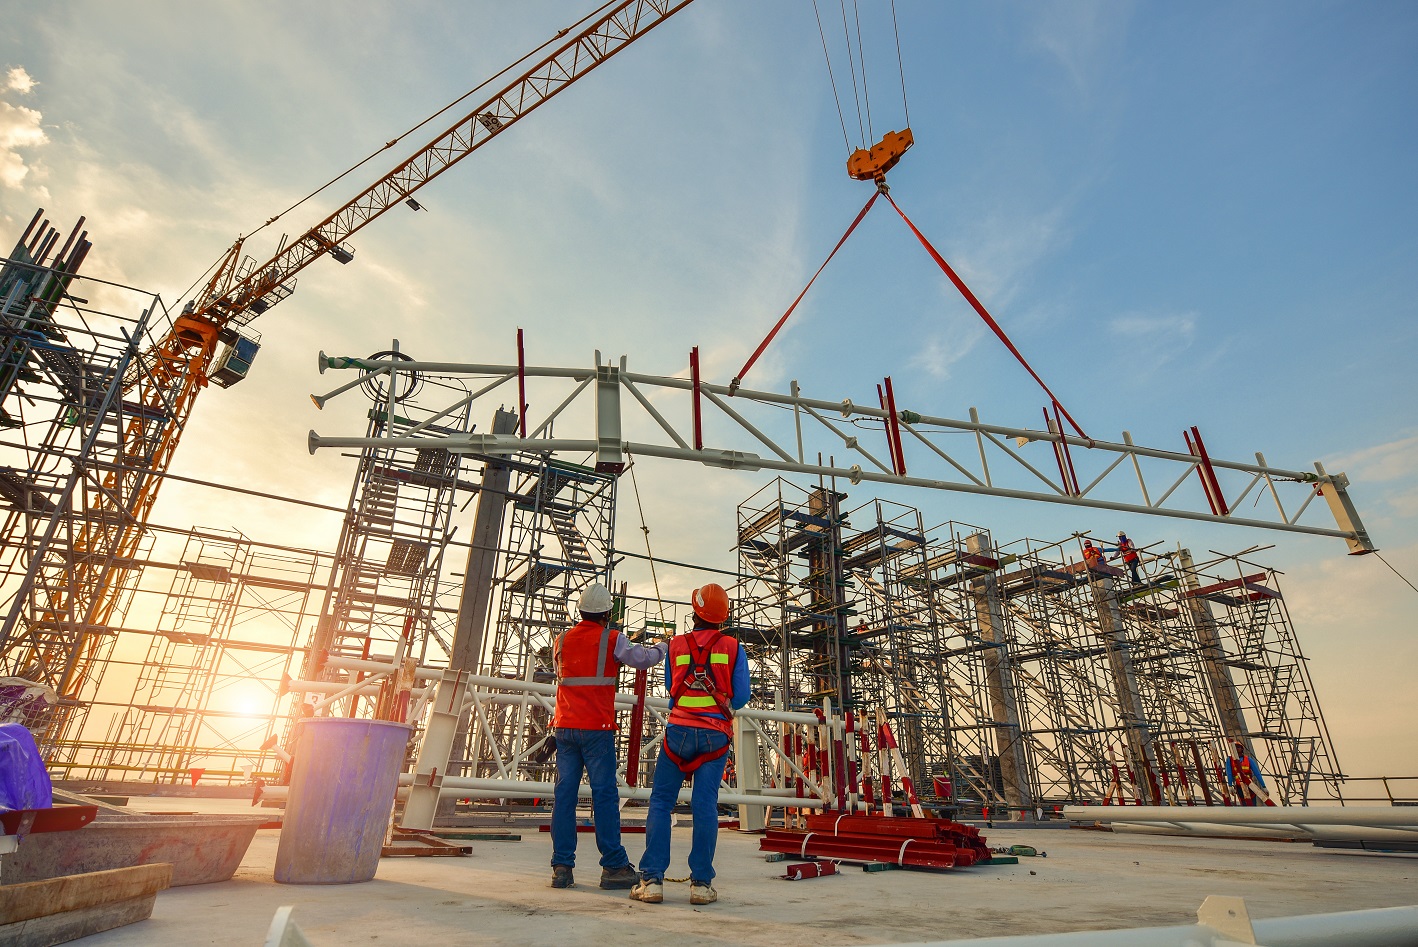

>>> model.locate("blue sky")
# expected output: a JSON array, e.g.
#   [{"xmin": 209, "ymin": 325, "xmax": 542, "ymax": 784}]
[{"xmin": 2, "ymin": 1, "xmax": 1415, "ymax": 777}]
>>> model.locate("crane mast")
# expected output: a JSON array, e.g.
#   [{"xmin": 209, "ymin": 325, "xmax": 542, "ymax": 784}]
[{"xmin": 1, "ymin": 0, "xmax": 699, "ymax": 731}]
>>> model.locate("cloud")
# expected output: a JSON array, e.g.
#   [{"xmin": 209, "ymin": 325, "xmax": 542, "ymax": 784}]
[
  {"xmin": 1026, "ymin": 1, "xmax": 1134, "ymax": 97},
  {"xmin": 4, "ymin": 67, "xmax": 36, "ymax": 95},
  {"xmin": 1325, "ymin": 432, "xmax": 1418, "ymax": 522},
  {"xmin": 1107, "ymin": 311, "xmax": 1198, "ymax": 372},
  {"xmin": 0, "ymin": 98, "xmax": 47, "ymax": 189},
  {"xmin": 909, "ymin": 321, "xmax": 986, "ymax": 381}
]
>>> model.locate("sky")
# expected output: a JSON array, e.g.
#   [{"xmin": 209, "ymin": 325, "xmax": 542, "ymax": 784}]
[{"xmin": 2, "ymin": 1, "xmax": 1415, "ymax": 780}]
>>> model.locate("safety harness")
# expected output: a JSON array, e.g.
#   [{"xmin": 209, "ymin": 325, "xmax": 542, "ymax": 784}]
[{"xmin": 665, "ymin": 631, "xmax": 733, "ymax": 774}]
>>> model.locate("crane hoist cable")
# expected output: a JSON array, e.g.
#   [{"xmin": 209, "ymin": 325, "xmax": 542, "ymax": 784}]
[{"xmin": 811, "ymin": 0, "xmax": 853, "ymax": 152}]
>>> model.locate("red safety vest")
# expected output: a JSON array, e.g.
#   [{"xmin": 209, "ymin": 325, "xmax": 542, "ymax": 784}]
[
  {"xmin": 1119, "ymin": 540, "xmax": 1139, "ymax": 563},
  {"xmin": 668, "ymin": 629, "xmax": 739, "ymax": 737},
  {"xmin": 553, "ymin": 620, "xmax": 622, "ymax": 730}
]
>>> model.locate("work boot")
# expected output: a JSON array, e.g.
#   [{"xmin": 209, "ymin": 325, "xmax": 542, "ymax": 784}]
[
  {"xmin": 689, "ymin": 882, "xmax": 718, "ymax": 905},
  {"xmin": 551, "ymin": 865, "xmax": 574, "ymax": 888},
  {"xmin": 629, "ymin": 878, "xmax": 663, "ymax": 903},
  {"xmin": 600, "ymin": 864, "xmax": 640, "ymax": 889}
]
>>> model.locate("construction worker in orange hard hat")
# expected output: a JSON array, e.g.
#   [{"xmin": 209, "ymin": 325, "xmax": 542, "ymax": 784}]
[
  {"xmin": 549, "ymin": 582, "xmax": 669, "ymax": 891},
  {"xmin": 632, "ymin": 583, "xmax": 750, "ymax": 907}
]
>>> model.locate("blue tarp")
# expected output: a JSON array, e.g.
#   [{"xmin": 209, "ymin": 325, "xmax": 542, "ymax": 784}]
[{"xmin": 0, "ymin": 722, "xmax": 52, "ymax": 812}]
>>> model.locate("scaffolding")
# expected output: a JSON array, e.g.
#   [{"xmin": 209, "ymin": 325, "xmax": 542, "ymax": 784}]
[
  {"xmin": 76, "ymin": 527, "xmax": 328, "ymax": 784},
  {"xmin": 469, "ymin": 454, "xmax": 617, "ymax": 781},
  {"xmin": 303, "ymin": 360, "xmax": 476, "ymax": 693},
  {"xmin": 0, "ymin": 210, "xmax": 170, "ymax": 758},
  {"xmin": 732, "ymin": 479, "xmax": 1343, "ymax": 814}
]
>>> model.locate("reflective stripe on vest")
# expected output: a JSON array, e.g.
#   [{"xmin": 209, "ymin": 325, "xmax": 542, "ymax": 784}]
[{"xmin": 559, "ymin": 625, "xmax": 617, "ymax": 687}]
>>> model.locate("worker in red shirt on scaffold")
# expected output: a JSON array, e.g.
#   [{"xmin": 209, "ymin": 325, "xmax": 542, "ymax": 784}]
[
  {"xmin": 550, "ymin": 583, "xmax": 669, "ymax": 890},
  {"xmin": 631, "ymin": 583, "xmax": 750, "ymax": 906}
]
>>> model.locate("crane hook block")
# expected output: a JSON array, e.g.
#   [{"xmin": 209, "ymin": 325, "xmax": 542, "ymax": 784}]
[{"xmin": 847, "ymin": 128, "xmax": 914, "ymax": 184}]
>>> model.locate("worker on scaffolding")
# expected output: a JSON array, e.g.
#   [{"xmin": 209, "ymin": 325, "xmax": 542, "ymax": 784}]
[
  {"xmin": 632, "ymin": 583, "xmax": 750, "ymax": 907},
  {"xmin": 1082, "ymin": 539, "xmax": 1107, "ymax": 572},
  {"xmin": 550, "ymin": 583, "xmax": 669, "ymax": 890},
  {"xmin": 1114, "ymin": 532, "xmax": 1142, "ymax": 584}
]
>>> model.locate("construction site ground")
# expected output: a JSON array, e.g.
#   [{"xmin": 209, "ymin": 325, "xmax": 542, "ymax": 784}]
[{"xmin": 72, "ymin": 797, "xmax": 1418, "ymax": 945}]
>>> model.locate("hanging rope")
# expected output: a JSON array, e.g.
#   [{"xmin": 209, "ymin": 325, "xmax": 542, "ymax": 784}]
[
  {"xmin": 888, "ymin": 0, "xmax": 910, "ymax": 127},
  {"xmin": 851, "ymin": 0, "xmax": 873, "ymax": 141},
  {"xmin": 1375, "ymin": 552, "xmax": 1418, "ymax": 596},
  {"xmin": 810, "ymin": 0, "xmax": 853, "ymax": 153},
  {"xmin": 838, "ymin": 0, "xmax": 866, "ymax": 146},
  {"xmin": 626, "ymin": 452, "xmax": 671, "ymax": 629}
]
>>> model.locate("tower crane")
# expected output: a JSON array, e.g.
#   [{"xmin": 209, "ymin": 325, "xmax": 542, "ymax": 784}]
[{"xmin": 1, "ymin": 0, "xmax": 699, "ymax": 722}]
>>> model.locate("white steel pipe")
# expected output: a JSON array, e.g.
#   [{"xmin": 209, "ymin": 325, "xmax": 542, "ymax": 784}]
[
  {"xmin": 870, "ymin": 904, "xmax": 1418, "ymax": 947},
  {"xmin": 260, "ymin": 778, "xmax": 824, "ymax": 810},
  {"xmin": 1108, "ymin": 822, "xmax": 1418, "ymax": 844},
  {"xmin": 1065, "ymin": 805, "xmax": 1418, "ymax": 828}
]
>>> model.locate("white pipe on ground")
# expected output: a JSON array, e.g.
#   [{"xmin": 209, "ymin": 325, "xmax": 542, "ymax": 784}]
[{"xmin": 1065, "ymin": 804, "xmax": 1418, "ymax": 828}]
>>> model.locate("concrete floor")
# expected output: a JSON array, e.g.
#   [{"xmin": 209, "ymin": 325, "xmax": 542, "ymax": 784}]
[{"xmin": 75, "ymin": 811, "xmax": 1417, "ymax": 946}]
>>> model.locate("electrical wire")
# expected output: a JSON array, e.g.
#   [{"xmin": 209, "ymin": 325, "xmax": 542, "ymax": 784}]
[
  {"xmin": 888, "ymin": 0, "xmax": 910, "ymax": 127},
  {"xmin": 1375, "ymin": 552, "xmax": 1418, "ymax": 596},
  {"xmin": 810, "ymin": 0, "xmax": 853, "ymax": 152}
]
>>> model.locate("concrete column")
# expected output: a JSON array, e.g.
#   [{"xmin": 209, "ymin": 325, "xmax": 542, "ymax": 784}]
[
  {"xmin": 1088, "ymin": 572, "xmax": 1162, "ymax": 804},
  {"xmin": 446, "ymin": 407, "xmax": 518, "ymax": 793},
  {"xmin": 967, "ymin": 534, "xmax": 1033, "ymax": 814},
  {"xmin": 1177, "ymin": 548, "xmax": 1253, "ymax": 756}
]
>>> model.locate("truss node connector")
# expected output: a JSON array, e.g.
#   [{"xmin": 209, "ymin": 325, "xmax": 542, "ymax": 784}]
[{"xmin": 847, "ymin": 128, "xmax": 914, "ymax": 188}]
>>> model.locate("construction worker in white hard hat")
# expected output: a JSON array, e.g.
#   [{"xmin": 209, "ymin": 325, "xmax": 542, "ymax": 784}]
[
  {"xmin": 631, "ymin": 583, "xmax": 750, "ymax": 907},
  {"xmin": 1114, "ymin": 531, "xmax": 1142, "ymax": 584},
  {"xmin": 549, "ymin": 582, "xmax": 669, "ymax": 890}
]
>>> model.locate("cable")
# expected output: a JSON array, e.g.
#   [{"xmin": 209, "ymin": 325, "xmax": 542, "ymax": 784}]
[
  {"xmin": 1375, "ymin": 552, "xmax": 1418, "ymax": 596},
  {"xmin": 626, "ymin": 453, "xmax": 670, "ymax": 628},
  {"xmin": 838, "ymin": 0, "xmax": 866, "ymax": 146},
  {"xmin": 851, "ymin": 0, "xmax": 873, "ymax": 141},
  {"xmin": 810, "ymin": 0, "xmax": 853, "ymax": 152},
  {"xmin": 180, "ymin": 1, "xmax": 621, "ymax": 299},
  {"xmin": 888, "ymin": 0, "xmax": 910, "ymax": 127}
]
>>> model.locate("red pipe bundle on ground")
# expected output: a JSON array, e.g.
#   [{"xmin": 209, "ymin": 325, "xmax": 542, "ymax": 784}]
[{"xmin": 759, "ymin": 814, "xmax": 991, "ymax": 870}]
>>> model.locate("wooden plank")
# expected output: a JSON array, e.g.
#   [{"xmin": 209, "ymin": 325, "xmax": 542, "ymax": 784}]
[
  {"xmin": 0, "ymin": 863, "xmax": 172, "ymax": 924},
  {"xmin": 0, "ymin": 893, "xmax": 158, "ymax": 947}
]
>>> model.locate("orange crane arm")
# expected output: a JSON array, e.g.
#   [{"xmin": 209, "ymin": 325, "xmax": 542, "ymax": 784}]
[{"xmin": 191, "ymin": 0, "xmax": 698, "ymax": 332}]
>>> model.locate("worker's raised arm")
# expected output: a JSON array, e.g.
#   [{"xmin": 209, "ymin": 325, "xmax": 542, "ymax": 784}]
[
  {"xmin": 729, "ymin": 647, "xmax": 751, "ymax": 711},
  {"xmin": 612, "ymin": 632, "xmax": 669, "ymax": 671}
]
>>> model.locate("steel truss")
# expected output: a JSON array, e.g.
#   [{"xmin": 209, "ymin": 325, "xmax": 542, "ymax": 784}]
[{"xmin": 306, "ymin": 351, "xmax": 1374, "ymax": 555}]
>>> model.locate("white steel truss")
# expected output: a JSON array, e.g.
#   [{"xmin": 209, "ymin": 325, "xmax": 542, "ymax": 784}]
[{"xmin": 307, "ymin": 352, "xmax": 1374, "ymax": 555}]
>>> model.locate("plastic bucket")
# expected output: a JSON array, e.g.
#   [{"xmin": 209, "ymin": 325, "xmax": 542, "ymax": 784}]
[{"xmin": 274, "ymin": 717, "xmax": 411, "ymax": 884}]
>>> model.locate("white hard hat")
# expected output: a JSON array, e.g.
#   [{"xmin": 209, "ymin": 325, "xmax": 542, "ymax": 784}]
[{"xmin": 578, "ymin": 583, "xmax": 613, "ymax": 614}]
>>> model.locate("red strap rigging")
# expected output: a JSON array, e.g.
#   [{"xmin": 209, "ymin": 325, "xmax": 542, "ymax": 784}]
[
  {"xmin": 729, "ymin": 191, "xmax": 879, "ymax": 395},
  {"xmin": 729, "ymin": 182, "xmax": 1087, "ymax": 441},
  {"xmin": 883, "ymin": 193, "xmax": 1088, "ymax": 440}
]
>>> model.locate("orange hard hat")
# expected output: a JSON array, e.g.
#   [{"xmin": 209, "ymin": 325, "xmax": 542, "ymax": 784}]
[{"xmin": 691, "ymin": 583, "xmax": 730, "ymax": 625}]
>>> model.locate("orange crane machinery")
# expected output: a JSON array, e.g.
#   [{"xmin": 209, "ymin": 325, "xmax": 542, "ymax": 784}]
[{"xmin": 0, "ymin": 0, "xmax": 699, "ymax": 740}]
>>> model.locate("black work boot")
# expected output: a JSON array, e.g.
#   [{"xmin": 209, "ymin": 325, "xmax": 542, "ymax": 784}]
[
  {"xmin": 551, "ymin": 865, "xmax": 575, "ymax": 888},
  {"xmin": 600, "ymin": 864, "xmax": 640, "ymax": 889}
]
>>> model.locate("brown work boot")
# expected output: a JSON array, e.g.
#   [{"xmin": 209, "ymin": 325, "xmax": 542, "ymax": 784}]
[
  {"xmin": 551, "ymin": 865, "xmax": 574, "ymax": 888},
  {"xmin": 600, "ymin": 864, "xmax": 640, "ymax": 889}
]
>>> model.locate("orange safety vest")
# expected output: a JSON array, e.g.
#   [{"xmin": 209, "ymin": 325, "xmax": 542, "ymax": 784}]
[
  {"xmin": 553, "ymin": 619, "xmax": 622, "ymax": 730},
  {"xmin": 1083, "ymin": 545, "xmax": 1102, "ymax": 564},
  {"xmin": 667, "ymin": 629, "xmax": 739, "ymax": 738},
  {"xmin": 1118, "ymin": 539, "xmax": 1139, "ymax": 563}
]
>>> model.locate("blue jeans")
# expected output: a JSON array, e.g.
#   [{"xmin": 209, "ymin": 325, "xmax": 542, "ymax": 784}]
[
  {"xmin": 551, "ymin": 728, "xmax": 630, "ymax": 870},
  {"xmin": 639, "ymin": 724, "xmax": 729, "ymax": 884}
]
